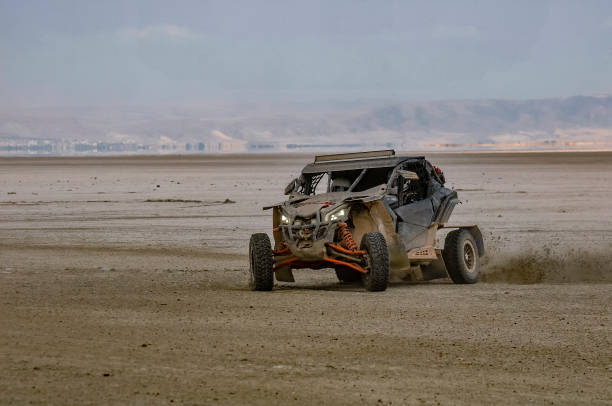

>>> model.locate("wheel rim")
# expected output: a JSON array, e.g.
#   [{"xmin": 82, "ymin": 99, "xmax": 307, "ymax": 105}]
[{"xmin": 463, "ymin": 240, "xmax": 476, "ymax": 273}]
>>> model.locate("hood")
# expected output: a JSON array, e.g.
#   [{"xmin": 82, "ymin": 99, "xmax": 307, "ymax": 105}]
[{"xmin": 262, "ymin": 184, "xmax": 387, "ymax": 213}]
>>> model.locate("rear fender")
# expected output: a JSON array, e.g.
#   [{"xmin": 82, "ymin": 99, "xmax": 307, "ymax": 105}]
[
  {"xmin": 434, "ymin": 192, "xmax": 459, "ymax": 224},
  {"xmin": 442, "ymin": 225, "xmax": 485, "ymax": 257}
]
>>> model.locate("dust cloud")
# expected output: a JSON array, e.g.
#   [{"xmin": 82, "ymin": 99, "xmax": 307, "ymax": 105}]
[{"xmin": 481, "ymin": 242, "xmax": 612, "ymax": 284}]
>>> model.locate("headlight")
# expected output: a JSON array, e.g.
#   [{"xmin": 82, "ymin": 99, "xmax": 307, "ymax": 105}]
[
  {"xmin": 325, "ymin": 206, "xmax": 348, "ymax": 222},
  {"xmin": 280, "ymin": 214, "xmax": 290, "ymax": 224}
]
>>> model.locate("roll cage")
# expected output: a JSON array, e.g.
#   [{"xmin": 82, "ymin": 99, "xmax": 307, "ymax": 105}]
[{"xmin": 296, "ymin": 155, "xmax": 444, "ymax": 200}]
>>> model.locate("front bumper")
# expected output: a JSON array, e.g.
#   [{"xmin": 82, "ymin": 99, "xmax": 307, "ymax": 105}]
[
  {"xmin": 279, "ymin": 220, "xmax": 339, "ymax": 261},
  {"xmin": 274, "ymin": 219, "xmax": 368, "ymax": 276}
]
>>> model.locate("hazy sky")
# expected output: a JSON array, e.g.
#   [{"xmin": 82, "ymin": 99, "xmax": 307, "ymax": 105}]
[{"xmin": 0, "ymin": 0, "xmax": 611, "ymax": 105}]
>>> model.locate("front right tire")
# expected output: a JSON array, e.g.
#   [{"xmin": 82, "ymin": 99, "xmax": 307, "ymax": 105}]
[
  {"xmin": 249, "ymin": 233, "xmax": 274, "ymax": 291},
  {"xmin": 360, "ymin": 232, "xmax": 390, "ymax": 292}
]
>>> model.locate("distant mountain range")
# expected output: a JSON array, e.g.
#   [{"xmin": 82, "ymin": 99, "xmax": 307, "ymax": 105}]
[{"xmin": 1, "ymin": 95, "xmax": 612, "ymax": 155}]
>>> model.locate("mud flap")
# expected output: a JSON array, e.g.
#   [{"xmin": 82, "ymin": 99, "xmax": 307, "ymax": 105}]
[
  {"xmin": 275, "ymin": 267, "xmax": 295, "ymax": 282},
  {"xmin": 420, "ymin": 254, "xmax": 449, "ymax": 281}
]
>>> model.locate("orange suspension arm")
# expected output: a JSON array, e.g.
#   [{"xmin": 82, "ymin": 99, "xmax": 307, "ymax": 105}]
[
  {"xmin": 274, "ymin": 257, "xmax": 299, "ymax": 270},
  {"xmin": 327, "ymin": 243, "xmax": 365, "ymax": 256},
  {"xmin": 273, "ymin": 246, "xmax": 290, "ymax": 255},
  {"xmin": 323, "ymin": 257, "xmax": 368, "ymax": 274}
]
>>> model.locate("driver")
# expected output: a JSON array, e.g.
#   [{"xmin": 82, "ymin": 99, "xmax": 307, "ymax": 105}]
[{"xmin": 330, "ymin": 177, "xmax": 351, "ymax": 192}]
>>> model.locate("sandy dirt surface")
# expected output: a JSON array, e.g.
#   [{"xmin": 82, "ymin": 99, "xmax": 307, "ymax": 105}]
[{"xmin": 1, "ymin": 152, "xmax": 611, "ymax": 405}]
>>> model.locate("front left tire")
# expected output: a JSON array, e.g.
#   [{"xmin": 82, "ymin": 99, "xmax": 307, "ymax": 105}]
[{"xmin": 249, "ymin": 233, "xmax": 274, "ymax": 291}]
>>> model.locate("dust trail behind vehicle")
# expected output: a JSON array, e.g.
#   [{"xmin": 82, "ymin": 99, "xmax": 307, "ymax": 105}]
[{"xmin": 480, "ymin": 243, "xmax": 612, "ymax": 283}]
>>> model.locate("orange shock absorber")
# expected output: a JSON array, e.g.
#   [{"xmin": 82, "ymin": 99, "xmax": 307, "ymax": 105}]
[{"xmin": 337, "ymin": 222, "xmax": 358, "ymax": 251}]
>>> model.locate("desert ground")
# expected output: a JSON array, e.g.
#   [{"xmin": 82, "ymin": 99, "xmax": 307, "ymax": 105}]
[{"xmin": 1, "ymin": 152, "xmax": 611, "ymax": 405}]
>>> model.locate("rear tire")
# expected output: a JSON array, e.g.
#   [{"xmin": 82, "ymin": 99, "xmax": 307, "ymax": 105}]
[
  {"xmin": 443, "ymin": 229, "xmax": 479, "ymax": 284},
  {"xmin": 360, "ymin": 232, "xmax": 390, "ymax": 292},
  {"xmin": 249, "ymin": 233, "xmax": 274, "ymax": 291},
  {"xmin": 335, "ymin": 267, "xmax": 362, "ymax": 283}
]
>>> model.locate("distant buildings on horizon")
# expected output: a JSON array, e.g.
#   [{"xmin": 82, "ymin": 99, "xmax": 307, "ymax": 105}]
[{"xmin": 1, "ymin": 136, "xmax": 611, "ymax": 156}]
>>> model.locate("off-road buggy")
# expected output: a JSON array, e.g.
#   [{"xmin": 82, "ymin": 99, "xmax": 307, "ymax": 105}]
[{"xmin": 249, "ymin": 150, "xmax": 484, "ymax": 291}]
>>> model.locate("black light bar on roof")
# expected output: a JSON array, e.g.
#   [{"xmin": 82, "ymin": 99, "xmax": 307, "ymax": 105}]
[{"xmin": 314, "ymin": 149, "xmax": 395, "ymax": 163}]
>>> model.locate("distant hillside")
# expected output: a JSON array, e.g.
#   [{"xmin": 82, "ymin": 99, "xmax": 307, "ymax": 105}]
[
  {"xmin": 358, "ymin": 96, "xmax": 612, "ymax": 133},
  {"xmin": 1, "ymin": 95, "xmax": 612, "ymax": 155}
]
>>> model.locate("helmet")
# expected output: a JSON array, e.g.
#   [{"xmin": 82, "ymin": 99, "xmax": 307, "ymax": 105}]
[{"xmin": 331, "ymin": 177, "xmax": 351, "ymax": 192}]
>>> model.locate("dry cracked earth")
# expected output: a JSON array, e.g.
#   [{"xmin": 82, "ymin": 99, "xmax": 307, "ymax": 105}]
[{"xmin": 1, "ymin": 152, "xmax": 611, "ymax": 405}]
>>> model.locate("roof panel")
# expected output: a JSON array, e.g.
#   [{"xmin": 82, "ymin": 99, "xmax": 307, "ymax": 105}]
[
  {"xmin": 314, "ymin": 149, "xmax": 395, "ymax": 163},
  {"xmin": 301, "ymin": 155, "xmax": 425, "ymax": 174}
]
